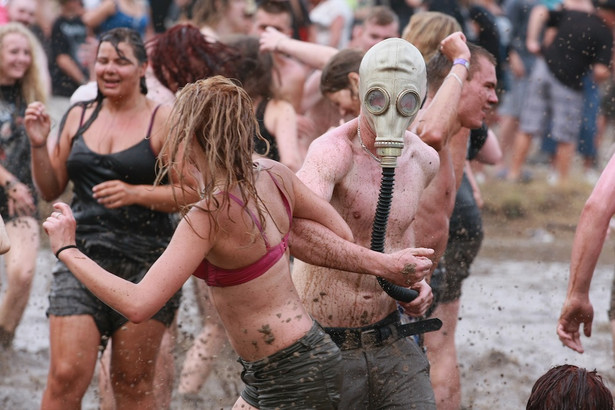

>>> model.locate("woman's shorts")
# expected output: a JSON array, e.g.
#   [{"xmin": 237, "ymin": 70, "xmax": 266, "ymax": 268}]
[
  {"xmin": 47, "ymin": 248, "xmax": 181, "ymax": 343},
  {"xmin": 239, "ymin": 320, "xmax": 342, "ymax": 409}
]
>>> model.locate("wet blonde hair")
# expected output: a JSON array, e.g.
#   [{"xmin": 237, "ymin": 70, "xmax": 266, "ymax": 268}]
[
  {"xmin": 401, "ymin": 11, "xmax": 461, "ymax": 63},
  {"xmin": 159, "ymin": 76, "xmax": 269, "ymax": 232},
  {"xmin": 0, "ymin": 22, "xmax": 46, "ymax": 104}
]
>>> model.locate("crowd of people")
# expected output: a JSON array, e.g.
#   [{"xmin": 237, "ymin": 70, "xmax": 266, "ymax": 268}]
[{"xmin": 0, "ymin": 0, "xmax": 614, "ymax": 408}]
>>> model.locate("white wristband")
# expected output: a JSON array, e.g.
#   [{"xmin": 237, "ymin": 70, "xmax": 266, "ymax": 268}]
[{"xmin": 446, "ymin": 72, "xmax": 464, "ymax": 87}]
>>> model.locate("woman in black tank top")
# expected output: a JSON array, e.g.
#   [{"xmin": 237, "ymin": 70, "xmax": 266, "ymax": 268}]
[{"xmin": 24, "ymin": 28, "xmax": 200, "ymax": 409}]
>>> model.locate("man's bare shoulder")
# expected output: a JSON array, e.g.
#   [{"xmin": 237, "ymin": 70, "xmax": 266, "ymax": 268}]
[
  {"xmin": 298, "ymin": 120, "xmax": 357, "ymax": 179},
  {"xmin": 405, "ymin": 129, "xmax": 438, "ymax": 157}
]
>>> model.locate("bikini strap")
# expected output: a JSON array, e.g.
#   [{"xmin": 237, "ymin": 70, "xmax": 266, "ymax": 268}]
[
  {"xmin": 226, "ymin": 192, "xmax": 270, "ymax": 247},
  {"xmin": 266, "ymin": 170, "xmax": 293, "ymax": 226},
  {"xmin": 145, "ymin": 105, "xmax": 162, "ymax": 139}
]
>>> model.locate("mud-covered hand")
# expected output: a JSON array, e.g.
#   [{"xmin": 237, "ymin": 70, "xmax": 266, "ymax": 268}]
[
  {"xmin": 92, "ymin": 180, "xmax": 138, "ymax": 208},
  {"xmin": 383, "ymin": 247, "xmax": 433, "ymax": 287},
  {"xmin": 42, "ymin": 202, "xmax": 77, "ymax": 256},
  {"xmin": 397, "ymin": 279, "xmax": 433, "ymax": 317},
  {"xmin": 24, "ymin": 102, "xmax": 51, "ymax": 148},
  {"xmin": 6, "ymin": 180, "xmax": 36, "ymax": 217},
  {"xmin": 556, "ymin": 296, "xmax": 593, "ymax": 354}
]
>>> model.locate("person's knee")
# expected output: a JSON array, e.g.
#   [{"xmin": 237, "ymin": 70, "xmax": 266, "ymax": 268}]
[
  {"xmin": 6, "ymin": 263, "xmax": 35, "ymax": 290},
  {"xmin": 111, "ymin": 362, "xmax": 156, "ymax": 397},
  {"xmin": 48, "ymin": 359, "xmax": 90, "ymax": 395}
]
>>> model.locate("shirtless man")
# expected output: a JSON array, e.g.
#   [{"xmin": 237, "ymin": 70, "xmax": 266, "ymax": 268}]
[
  {"xmin": 251, "ymin": 0, "xmax": 311, "ymax": 112},
  {"xmin": 415, "ymin": 44, "xmax": 499, "ymax": 409},
  {"xmin": 291, "ymin": 38, "xmax": 439, "ymax": 409}
]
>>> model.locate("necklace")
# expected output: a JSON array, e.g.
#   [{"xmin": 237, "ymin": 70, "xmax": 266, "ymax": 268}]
[{"xmin": 357, "ymin": 122, "xmax": 381, "ymax": 163}]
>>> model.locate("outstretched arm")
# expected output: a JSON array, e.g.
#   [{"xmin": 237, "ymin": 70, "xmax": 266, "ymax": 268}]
[
  {"xmin": 557, "ymin": 153, "xmax": 615, "ymax": 352},
  {"xmin": 290, "ymin": 217, "xmax": 433, "ymax": 286},
  {"xmin": 43, "ymin": 202, "xmax": 210, "ymax": 322},
  {"xmin": 284, "ymin": 137, "xmax": 433, "ymax": 286}
]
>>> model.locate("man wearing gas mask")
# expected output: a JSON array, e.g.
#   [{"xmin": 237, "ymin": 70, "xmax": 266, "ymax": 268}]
[{"xmin": 290, "ymin": 38, "xmax": 439, "ymax": 408}]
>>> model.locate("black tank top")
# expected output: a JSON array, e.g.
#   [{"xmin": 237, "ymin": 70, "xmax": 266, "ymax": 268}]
[
  {"xmin": 254, "ymin": 99, "xmax": 280, "ymax": 162},
  {"xmin": 66, "ymin": 104, "xmax": 174, "ymax": 262}
]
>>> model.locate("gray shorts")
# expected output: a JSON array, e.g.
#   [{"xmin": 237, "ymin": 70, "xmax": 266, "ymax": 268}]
[
  {"xmin": 239, "ymin": 320, "xmax": 342, "ymax": 409},
  {"xmin": 498, "ymin": 75, "xmax": 530, "ymax": 118},
  {"xmin": 325, "ymin": 312, "xmax": 435, "ymax": 409},
  {"xmin": 47, "ymin": 248, "xmax": 181, "ymax": 343},
  {"xmin": 519, "ymin": 58, "xmax": 584, "ymax": 144}
]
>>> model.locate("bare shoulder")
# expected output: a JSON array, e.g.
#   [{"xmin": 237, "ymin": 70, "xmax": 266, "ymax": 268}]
[
  {"xmin": 254, "ymin": 159, "xmax": 297, "ymax": 200},
  {"xmin": 152, "ymin": 101, "xmax": 173, "ymax": 120},
  {"xmin": 406, "ymin": 130, "xmax": 438, "ymax": 161},
  {"xmin": 299, "ymin": 121, "xmax": 355, "ymax": 179},
  {"xmin": 404, "ymin": 130, "xmax": 440, "ymax": 181},
  {"xmin": 149, "ymin": 102, "xmax": 173, "ymax": 148},
  {"xmin": 266, "ymin": 98, "xmax": 297, "ymax": 121},
  {"xmin": 58, "ymin": 103, "xmax": 88, "ymax": 142}
]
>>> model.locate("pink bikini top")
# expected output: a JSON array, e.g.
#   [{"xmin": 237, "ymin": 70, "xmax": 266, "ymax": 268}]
[{"xmin": 193, "ymin": 172, "xmax": 292, "ymax": 287}]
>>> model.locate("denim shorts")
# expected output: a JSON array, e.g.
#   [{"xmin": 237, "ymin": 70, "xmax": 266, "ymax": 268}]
[
  {"xmin": 239, "ymin": 320, "xmax": 342, "ymax": 409},
  {"xmin": 47, "ymin": 247, "xmax": 181, "ymax": 342}
]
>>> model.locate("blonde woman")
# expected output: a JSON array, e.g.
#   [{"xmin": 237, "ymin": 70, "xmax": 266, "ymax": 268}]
[
  {"xmin": 0, "ymin": 22, "xmax": 46, "ymax": 348},
  {"xmin": 191, "ymin": 0, "xmax": 254, "ymax": 40},
  {"xmin": 402, "ymin": 11, "xmax": 463, "ymax": 63},
  {"xmin": 41, "ymin": 76, "xmax": 432, "ymax": 409}
]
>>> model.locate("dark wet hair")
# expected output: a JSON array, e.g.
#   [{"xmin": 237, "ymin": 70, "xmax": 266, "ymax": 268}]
[
  {"xmin": 320, "ymin": 48, "xmax": 363, "ymax": 94},
  {"xmin": 148, "ymin": 23, "xmax": 241, "ymax": 93},
  {"xmin": 526, "ymin": 365, "xmax": 613, "ymax": 410},
  {"xmin": 222, "ymin": 34, "xmax": 274, "ymax": 99}
]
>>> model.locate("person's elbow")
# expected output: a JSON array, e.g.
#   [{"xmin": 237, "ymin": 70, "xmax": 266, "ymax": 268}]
[
  {"xmin": 35, "ymin": 184, "xmax": 63, "ymax": 203},
  {"xmin": 418, "ymin": 128, "xmax": 445, "ymax": 152},
  {"xmin": 123, "ymin": 303, "xmax": 156, "ymax": 324}
]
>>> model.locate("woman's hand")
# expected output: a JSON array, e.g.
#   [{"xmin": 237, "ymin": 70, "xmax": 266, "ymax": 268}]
[
  {"xmin": 5, "ymin": 180, "xmax": 36, "ymax": 217},
  {"xmin": 42, "ymin": 202, "xmax": 77, "ymax": 255},
  {"xmin": 24, "ymin": 102, "xmax": 51, "ymax": 149},
  {"xmin": 92, "ymin": 180, "xmax": 138, "ymax": 208}
]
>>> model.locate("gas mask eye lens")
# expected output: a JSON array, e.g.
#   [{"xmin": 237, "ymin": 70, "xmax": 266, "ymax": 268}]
[
  {"xmin": 365, "ymin": 87, "xmax": 389, "ymax": 115},
  {"xmin": 397, "ymin": 90, "xmax": 420, "ymax": 117}
]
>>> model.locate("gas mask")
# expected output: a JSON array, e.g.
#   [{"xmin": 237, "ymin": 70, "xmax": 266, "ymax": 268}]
[{"xmin": 359, "ymin": 38, "xmax": 426, "ymax": 167}]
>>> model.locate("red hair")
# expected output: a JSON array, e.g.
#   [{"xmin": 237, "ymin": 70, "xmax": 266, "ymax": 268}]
[{"xmin": 147, "ymin": 23, "xmax": 240, "ymax": 93}]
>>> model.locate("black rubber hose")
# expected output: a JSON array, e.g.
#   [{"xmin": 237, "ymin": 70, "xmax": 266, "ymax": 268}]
[{"xmin": 371, "ymin": 167, "xmax": 419, "ymax": 302}]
